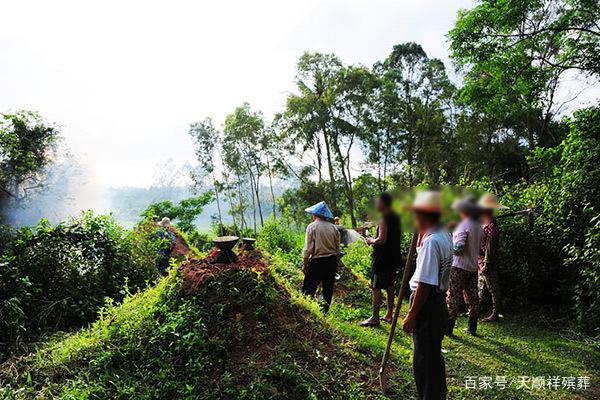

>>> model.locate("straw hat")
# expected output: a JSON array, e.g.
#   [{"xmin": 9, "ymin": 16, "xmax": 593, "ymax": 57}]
[
  {"xmin": 159, "ymin": 217, "xmax": 172, "ymax": 227},
  {"xmin": 478, "ymin": 193, "xmax": 508, "ymax": 210},
  {"xmin": 407, "ymin": 191, "xmax": 443, "ymax": 214},
  {"xmin": 304, "ymin": 201, "xmax": 334, "ymax": 220},
  {"xmin": 452, "ymin": 195, "xmax": 482, "ymax": 215}
]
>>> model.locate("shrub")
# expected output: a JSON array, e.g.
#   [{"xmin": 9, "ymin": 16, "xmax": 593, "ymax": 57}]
[
  {"xmin": 257, "ymin": 218, "xmax": 298, "ymax": 254},
  {"xmin": 342, "ymin": 241, "xmax": 372, "ymax": 280},
  {"xmin": 182, "ymin": 229, "xmax": 213, "ymax": 253},
  {"xmin": 0, "ymin": 212, "xmax": 159, "ymax": 353},
  {"xmin": 469, "ymin": 107, "xmax": 600, "ymax": 330}
]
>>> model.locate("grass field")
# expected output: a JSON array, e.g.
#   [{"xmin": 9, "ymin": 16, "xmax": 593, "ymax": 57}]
[{"xmin": 269, "ymin": 251, "xmax": 600, "ymax": 400}]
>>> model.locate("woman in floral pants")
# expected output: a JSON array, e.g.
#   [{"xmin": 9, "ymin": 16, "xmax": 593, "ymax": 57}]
[
  {"xmin": 446, "ymin": 195, "xmax": 483, "ymax": 336},
  {"xmin": 477, "ymin": 193, "xmax": 506, "ymax": 322}
]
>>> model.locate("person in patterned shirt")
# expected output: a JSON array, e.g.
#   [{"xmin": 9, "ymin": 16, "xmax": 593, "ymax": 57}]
[
  {"xmin": 477, "ymin": 193, "xmax": 507, "ymax": 322},
  {"xmin": 446, "ymin": 195, "xmax": 484, "ymax": 336}
]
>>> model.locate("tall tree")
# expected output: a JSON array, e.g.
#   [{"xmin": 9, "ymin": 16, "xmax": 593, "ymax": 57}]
[
  {"xmin": 0, "ymin": 111, "xmax": 59, "ymax": 223},
  {"xmin": 449, "ymin": 0, "xmax": 600, "ymax": 150},
  {"xmin": 223, "ymin": 103, "xmax": 266, "ymax": 235},
  {"xmin": 282, "ymin": 52, "xmax": 344, "ymax": 212},
  {"xmin": 188, "ymin": 118, "xmax": 224, "ymax": 230},
  {"xmin": 375, "ymin": 43, "xmax": 455, "ymax": 186}
]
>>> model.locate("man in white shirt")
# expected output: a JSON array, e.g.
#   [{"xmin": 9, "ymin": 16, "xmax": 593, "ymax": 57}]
[
  {"xmin": 301, "ymin": 201, "xmax": 340, "ymax": 312},
  {"xmin": 402, "ymin": 191, "xmax": 452, "ymax": 400}
]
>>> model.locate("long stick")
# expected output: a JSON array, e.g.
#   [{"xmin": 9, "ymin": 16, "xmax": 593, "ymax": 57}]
[
  {"xmin": 497, "ymin": 209, "xmax": 532, "ymax": 219},
  {"xmin": 379, "ymin": 229, "xmax": 419, "ymax": 393}
]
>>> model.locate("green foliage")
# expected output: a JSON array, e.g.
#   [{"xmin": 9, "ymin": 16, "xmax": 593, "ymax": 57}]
[
  {"xmin": 567, "ymin": 216, "xmax": 600, "ymax": 333},
  {"xmin": 0, "ymin": 212, "xmax": 158, "ymax": 352},
  {"xmin": 0, "ymin": 111, "xmax": 59, "ymax": 222},
  {"xmin": 181, "ymin": 229, "xmax": 213, "ymax": 253},
  {"xmin": 141, "ymin": 193, "xmax": 213, "ymax": 232},
  {"xmin": 2, "ymin": 267, "xmax": 378, "ymax": 399},
  {"xmin": 524, "ymin": 107, "xmax": 600, "ymax": 332},
  {"xmin": 449, "ymin": 0, "xmax": 599, "ymax": 150},
  {"xmin": 466, "ymin": 107, "xmax": 600, "ymax": 331},
  {"xmin": 341, "ymin": 241, "xmax": 372, "ymax": 280},
  {"xmin": 256, "ymin": 217, "xmax": 301, "ymax": 261}
]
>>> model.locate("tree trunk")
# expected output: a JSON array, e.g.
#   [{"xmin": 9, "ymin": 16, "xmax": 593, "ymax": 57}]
[
  {"xmin": 322, "ymin": 129, "xmax": 337, "ymax": 211},
  {"xmin": 237, "ymin": 181, "xmax": 246, "ymax": 232},
  {"xmin": 248, "ymin": 173, "xmax": 257, "ymax": 236},
  {"xmin": 331, "ymin": 138, "xmax": 357, "ymax": 227},
  {"xmin": 266, "ymin": 157, "xmax": 277, "ymax": 219},
  {"xmin": 223, "ymin": 176, "xmax": 237, "ymax": 229},
  {"xmin": 254, "ymin": 173, "xmax": 264, "ymax": 226},
  {"xmin": 212, "ymin": 175, "xmax": 223, "ymax": 233}
]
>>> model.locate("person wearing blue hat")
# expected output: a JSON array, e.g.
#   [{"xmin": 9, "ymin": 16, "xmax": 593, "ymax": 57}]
[{"xmin": 301, "ymin": 201, "xmax": 340, "ymax": 312}]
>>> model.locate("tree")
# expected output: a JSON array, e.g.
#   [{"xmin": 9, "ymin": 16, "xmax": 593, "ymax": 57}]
[
  {"xmin": 189, "ymin": 118, "xmax": 224, "ymax": 229},
  {"xmin": 282, "ymin": 53, "xmax": 344, "ymax": 212},
  {"xmin": 0, "ymin": 111, "xmax": 59, "ymax": 223},
  {"xmin": 449, "ymin": 0, "xmax": 600, "ymax": 151},
  {"xmin": 374, "ymin": 43, "xmax": 456, "ymax": 186},
  {"xmin": 328, "ymin": 65, "xmax": 376, "ymax": 227},
  {"xmin": 223, "ymin": 103, "xmax": 267, "ymax": 235},
  {"xmin": 141, "ymin": 193, "xmax": 213, "ymax": 232}
]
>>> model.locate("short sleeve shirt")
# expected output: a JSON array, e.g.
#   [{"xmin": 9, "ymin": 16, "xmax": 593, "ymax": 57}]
[
  {"xmin": 410, "ymin": 228, "xmax": 453, "ymax": 291},
  {"xmin": 452, "ymin": 218, "xmax": 484, "ymax": 272}
]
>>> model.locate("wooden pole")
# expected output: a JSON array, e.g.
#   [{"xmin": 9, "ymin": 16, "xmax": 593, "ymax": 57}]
[{"xmin": 379, "ymin": 230, "xmax": 419, "ymax": 393}]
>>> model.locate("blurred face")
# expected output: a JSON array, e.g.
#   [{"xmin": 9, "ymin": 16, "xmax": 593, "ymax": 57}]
[
  {"xmin": 482, "ymin": 209, "xmax": 493, "ymax": 220},
  {"xmin": 459, "ymin": 210, "xmax": 469, "ymax": 220},
  {"xmin": 415, "ymin": 211, "xmax": 429, "ymax": 231},
  {"xmin": 375, "ymin": 199, "xmax": 390, "ymax": 213}
]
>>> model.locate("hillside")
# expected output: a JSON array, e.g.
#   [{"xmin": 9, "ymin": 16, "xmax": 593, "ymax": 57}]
[
  {"xmin": 1, "ymin": 241, "xmax": 598, "ymax": 399},
  {"xmin": 0, "ymin": 250, "xmax": 381, "ymax": 400}
]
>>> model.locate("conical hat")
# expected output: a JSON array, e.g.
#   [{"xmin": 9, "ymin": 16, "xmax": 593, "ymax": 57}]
[{"xmin": 304, "ymin": 201, "xmax": 334, "ymax": 219}]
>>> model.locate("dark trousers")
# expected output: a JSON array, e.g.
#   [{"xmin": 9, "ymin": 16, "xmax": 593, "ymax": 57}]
[
  {"xmin": 157, "ymin": 255, "xmax": 170, "ymax": 276},
  {"xmin": 411, "ymin": 291, "xmax": 448, "ymax": 400},
  {"xmin": 301, "ymin": 255, "xmax": 337, "ymax": 311}
]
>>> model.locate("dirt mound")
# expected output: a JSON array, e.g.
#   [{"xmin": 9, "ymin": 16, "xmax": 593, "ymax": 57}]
[
  {"xmin": 180, "ymin": 250, "xmax": 269, "ymax": 293},
  {"xmin": 171, "ymin": 232, "xmax": 191, "ymax": 257}
]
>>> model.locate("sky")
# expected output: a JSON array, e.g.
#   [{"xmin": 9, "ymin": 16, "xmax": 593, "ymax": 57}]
[{"xmin": 0, "ymin": 0, "xmax": 479, "ymax": 191}]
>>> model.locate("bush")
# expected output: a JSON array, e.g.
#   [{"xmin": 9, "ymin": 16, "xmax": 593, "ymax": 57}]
[
  {"xmin": 342, "ymin": 241, "xmax": 372, "ymax": 280},
  {"xmin": 182, "ymin": 229, "xmax": 213, "ymax": 253},
  {"xmin": 0, "ymin": 212, "xmax": 159, "ymax": 353},
  {"xmin": 468, "ymin": 107, "xmax": 600, "ymax": 331},
  {"xmin": 257, "ymin": 218, "xmax": 299, "ymax": 255}
]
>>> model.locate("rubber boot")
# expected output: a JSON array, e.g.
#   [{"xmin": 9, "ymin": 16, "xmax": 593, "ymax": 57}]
[
  {"xmin": 446, "ymin": 319, "xmax": 456, "ymax": 336},
  {"xmin": 468, "ymin": 316, "xmax": 478, "ymax": 336}
]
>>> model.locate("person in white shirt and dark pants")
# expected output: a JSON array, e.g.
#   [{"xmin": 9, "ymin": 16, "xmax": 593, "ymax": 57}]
[{"xmin": 402, "ymin": 191, "xmax": 453, "ymax": 400}]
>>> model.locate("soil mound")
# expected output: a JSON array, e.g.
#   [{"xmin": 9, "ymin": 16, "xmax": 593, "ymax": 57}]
[{"xmin": 180, "ymin": 250, "xmax": 269, "ymax": 292}]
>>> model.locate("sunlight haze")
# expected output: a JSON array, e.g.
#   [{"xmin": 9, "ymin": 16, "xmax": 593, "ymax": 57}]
[{"xmin": 0, "ymin": 0, "xmax": 475, "ymax": 189}]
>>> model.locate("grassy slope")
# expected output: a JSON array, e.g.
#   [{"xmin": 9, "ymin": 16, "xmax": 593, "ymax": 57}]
[
  {"xmin": 0, "ymin": 263, "xmax": 386, "ymax": 400},
  {"xmin": 1, "ymin": 246, "xmax": 597, "ymax": 400},
  {"xmin": 269, "ymin": 251, "xmax": 600, "ymax": 400}
]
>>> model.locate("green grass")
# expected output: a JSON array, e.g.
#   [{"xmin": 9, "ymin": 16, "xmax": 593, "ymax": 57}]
[
  {"xmin": 1, "ymin": 244, "xmax": 598, "ymax": 400},
  {"xmin": 0, "ymin": 262, "xmax": 387, "ymax": 400},
  {"xmin": 268, "ymin": 250, "xmax": 600, "ymax": 400}
]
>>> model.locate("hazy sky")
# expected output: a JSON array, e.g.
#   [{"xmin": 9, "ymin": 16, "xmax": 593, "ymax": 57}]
[{"xmin": 2, "ymin": 0, "xmax": 477, "ymax": 189}]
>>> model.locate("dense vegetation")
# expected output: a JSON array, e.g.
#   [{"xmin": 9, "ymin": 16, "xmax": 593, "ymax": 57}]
[
  {"xmin": 2, "ymin": 228, "xmax": 597, "ymax": 399},
  {"xmin": 0, "ymin": 213, "xmax": 159, "ymax": 355},
  {"xmin": 0, "ymin": 0, "xmax": 598, "ymax": 398}
]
